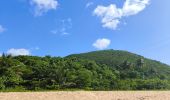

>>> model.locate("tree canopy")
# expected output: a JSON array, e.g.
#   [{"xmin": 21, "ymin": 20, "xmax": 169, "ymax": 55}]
[{"xmin": 0, "ymin": 50, "xmax": 170, "ymax": 91}]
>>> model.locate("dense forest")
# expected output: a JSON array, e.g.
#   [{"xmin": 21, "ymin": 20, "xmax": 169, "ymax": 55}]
[{"xmin": 0, "ymin": 50, "xmax": 170, "ymax": 91}]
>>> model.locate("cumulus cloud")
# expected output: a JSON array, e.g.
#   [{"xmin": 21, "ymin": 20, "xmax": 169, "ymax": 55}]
[
  {"xmin": 93, "ymin": 38, "xmax": 111, "ymax": 50},
  {"xmin": 7, "ymin": 48, "xmax": 30, "ymax": 56},
  {"xmin": 93, "ymin": 0, "xmax": 150, "ymax": 30},
  {"xmin": 0, "ymin": 25, "xmax": 6, "ymax": 33},
  {"xmin": 30, "ymin": 0, "xmax": 58, "ymax": 16}
]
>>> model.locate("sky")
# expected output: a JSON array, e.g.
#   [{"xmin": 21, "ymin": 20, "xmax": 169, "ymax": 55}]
[{"xmin": 0, "ymin": 0, "xmax": 170, "ymax": 65}]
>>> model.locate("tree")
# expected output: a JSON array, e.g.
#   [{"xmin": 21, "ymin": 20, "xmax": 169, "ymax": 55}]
[
  {"xmin": 137, "ymin": 58, "xmax": 144, "ymax": 68},
  {"xmin": 76, "ymin": 69, "xmax": 92, "ymax": 89}
]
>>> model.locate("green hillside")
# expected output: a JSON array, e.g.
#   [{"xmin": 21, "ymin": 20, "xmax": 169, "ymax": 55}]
[
  {"xmin": 67, "ymin": 49, "xmax": 170, "ymax": 80},
  {"xmin": 0, "ymin": 50, "xmax": 170, "ymax": 91}
]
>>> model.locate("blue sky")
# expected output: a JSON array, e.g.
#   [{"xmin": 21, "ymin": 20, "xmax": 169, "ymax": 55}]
[{"xmin": 0, "ymin": 0, "xmax": 170, "ymax": 65}]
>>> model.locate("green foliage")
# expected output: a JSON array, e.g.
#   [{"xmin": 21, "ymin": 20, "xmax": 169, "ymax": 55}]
[
  {"xmin": 0, "ymin": 50, "xmax": 170, "ymax": 91},
  {"xmin": 0, "ymin": 77, "xmax": 5, "ymax": 90}
]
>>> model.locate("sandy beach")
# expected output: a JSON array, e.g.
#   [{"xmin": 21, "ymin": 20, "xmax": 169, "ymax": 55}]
[{"xmin": 0, "ymin": 91, "xmax": 170, "ymax": 100}]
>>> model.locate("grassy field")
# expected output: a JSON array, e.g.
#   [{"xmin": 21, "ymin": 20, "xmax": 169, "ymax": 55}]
[{"xmin": 0, "ymin": 91, "xmax": 170, "ymax": 100}]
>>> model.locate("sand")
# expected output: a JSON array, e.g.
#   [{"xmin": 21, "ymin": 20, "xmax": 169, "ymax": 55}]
[{"xmin": 0, "ymin": 91, "xmax": 170, "ymax": 100}]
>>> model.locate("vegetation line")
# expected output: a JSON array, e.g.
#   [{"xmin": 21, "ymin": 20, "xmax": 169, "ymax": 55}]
[{"xmin": 0, "ymin": 50, "xmax": 170, "ymax": 91}]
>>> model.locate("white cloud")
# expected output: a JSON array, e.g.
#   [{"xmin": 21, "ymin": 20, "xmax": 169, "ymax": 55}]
[
  {"xmin": 7, "ymin": 48, "xmax": 30, "ymax": 56},
  {"xmin": 93, "ymin": 38, "xmax": 111, "ymax": 50},
  {"xmin": 123, "ymin": 0, "xmax": 150, "ymax": 16},
  {"xmin": 51, "ymin": 18, "xmax": 72, "ymax": 35},
  {"xmin": 0, "ymin": 25, "xmax": 6, "ymax": 33},
  {"xmin": 86, "ymin": 2, "xmax": 94, "ymax": 8},
  {"xmin": 93, "ymin": 0, "xmax": 150, "ymax": 30},
  {"xmin": 94, "ymin": 4, "xmax": 122, "ymax": 30},
  {"xmin": 30, "ymin": 0, "xmax": 58, "ymax": 16}
]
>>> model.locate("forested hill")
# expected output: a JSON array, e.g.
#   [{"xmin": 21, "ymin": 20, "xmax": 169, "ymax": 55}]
[
  {"xmin": 67, "ymin": 49, "xmax": 169, "ymax": 68},
  {"xmin": 67, "ymin": 49, "xmax": 170, "ymax": 79},
  {"xmin": 0, "ymin": 50, "xmax": 170, "ymax": 91}
]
